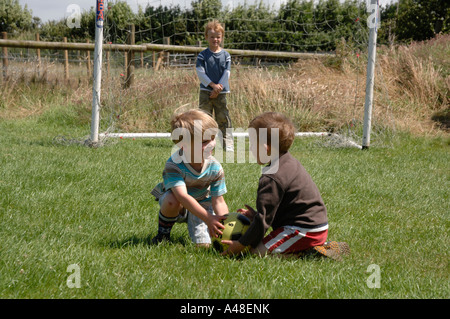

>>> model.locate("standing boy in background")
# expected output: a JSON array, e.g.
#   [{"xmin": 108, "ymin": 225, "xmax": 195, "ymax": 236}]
[{"xmin": 196, "ymin": 20, "xmax": 234, "ymax": 152}]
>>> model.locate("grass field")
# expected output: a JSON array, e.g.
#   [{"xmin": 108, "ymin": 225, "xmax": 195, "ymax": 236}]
[
  {"xmin": 0, "ymin": 113, "xmax": 448, "ymax": 299},
  {"xmin": 1, "ymin": 35, "xmax": 448, "ymax": 300}
]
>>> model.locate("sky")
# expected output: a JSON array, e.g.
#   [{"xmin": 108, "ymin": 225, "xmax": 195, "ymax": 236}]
[{"xmin": 19, "ymin": 0, "xmax": 397, "ymax": 23}]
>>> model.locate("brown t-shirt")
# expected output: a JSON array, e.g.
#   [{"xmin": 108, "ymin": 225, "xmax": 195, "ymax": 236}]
[{"xmin": 239, "ymin": 152, "xmax": 328, "ymax": 248}]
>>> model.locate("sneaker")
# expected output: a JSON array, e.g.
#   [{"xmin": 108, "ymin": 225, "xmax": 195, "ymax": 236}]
[
  {"xmin": 313, "ymin": 241, "xmax": 350, "ymax": 261},
  {"xmin": 151, "ymin": 233, "xmax": 170, "ymax": 245}
]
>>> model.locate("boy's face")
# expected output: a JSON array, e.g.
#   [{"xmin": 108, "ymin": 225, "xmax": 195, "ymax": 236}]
[
  {"xmin": 183, "ymin": 135, "xmax": 216, "ymax": 165},
  {"xmin": 249, "ymin": 138, "xmax": 271, "ymax": 166},
  {"xmin": 206, "ymin": 29, "xmax": 222, "ymax": 51}
]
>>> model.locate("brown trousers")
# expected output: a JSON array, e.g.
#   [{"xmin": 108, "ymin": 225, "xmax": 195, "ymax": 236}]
[{"xmin": 199, "ymin": 90, "xmax": 233, "ymax": 149}]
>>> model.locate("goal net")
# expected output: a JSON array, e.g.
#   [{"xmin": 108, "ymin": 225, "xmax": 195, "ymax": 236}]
[{"xmin": 91, "ymin": 0, "xmax": 383, "ymax": 149}]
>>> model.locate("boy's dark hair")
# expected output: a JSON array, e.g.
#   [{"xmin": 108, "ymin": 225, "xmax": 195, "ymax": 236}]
[{"xmin": 249, "ymin": 112, "xmax": 296, "ymax": 153}]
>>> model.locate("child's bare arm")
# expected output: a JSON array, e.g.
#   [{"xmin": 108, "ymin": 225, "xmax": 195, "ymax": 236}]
[
  {"xmin": 171, "ymin": 186, "xmax": 225, "ymax": 237},
  {"xmin": 221, "ymin": 240, "xmax": 246, "ymax": 256},
  {"xmin": 211, "ymin": 195, "xmax": 229, "ymax": 216}
]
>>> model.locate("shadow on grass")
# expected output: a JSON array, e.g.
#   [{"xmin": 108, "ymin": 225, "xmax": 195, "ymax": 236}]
[
  {"xmin": 107, "ymin": 233, "xmax": 190, "ymax": 249},
  {"xmin": 106, "ymin": 234, "xmax": 342, "ymax": 262}
]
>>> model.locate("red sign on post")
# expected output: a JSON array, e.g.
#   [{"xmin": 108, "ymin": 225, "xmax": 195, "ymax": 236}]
[{"xmin": 96, "ymin": 0, "xmax": 104, "ymax": 28}]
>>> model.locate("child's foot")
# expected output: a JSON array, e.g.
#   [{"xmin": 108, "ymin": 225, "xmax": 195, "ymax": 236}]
[
  {"xmin": 312, "ymin": 241, "xmax": 350, "ymax": 261},
  {"xmin": 151, "ymin": 233, "xmax": 170, "ymax": 245}
]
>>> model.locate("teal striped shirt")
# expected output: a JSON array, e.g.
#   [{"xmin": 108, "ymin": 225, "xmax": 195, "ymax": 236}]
[{"xmin": 151, "ymin": 150, "xmax": 227, "ymax": 203}]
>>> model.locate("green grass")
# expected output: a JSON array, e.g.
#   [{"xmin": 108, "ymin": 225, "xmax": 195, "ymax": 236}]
[{"xmin": 0, "ymin": 112, "xmax": 448, "ymax": 299}]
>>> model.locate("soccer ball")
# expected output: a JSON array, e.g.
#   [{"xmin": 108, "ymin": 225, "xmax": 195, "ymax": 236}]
[{"xmin": 212, "ymin": 212, "xmax": 251, "ymax": 252}]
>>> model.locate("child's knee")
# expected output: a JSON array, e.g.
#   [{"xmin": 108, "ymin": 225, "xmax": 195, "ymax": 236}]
[{"xmin": 161, "ymin": 191, "xmax": 182, "ymax": 212}]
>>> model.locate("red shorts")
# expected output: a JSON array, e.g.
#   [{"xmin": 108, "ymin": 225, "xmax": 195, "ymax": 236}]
[{"xmin": 263, "ymin": 226, "xmax": 328, "ymax": 254}]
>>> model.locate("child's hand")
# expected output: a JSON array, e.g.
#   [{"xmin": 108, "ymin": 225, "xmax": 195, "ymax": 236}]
[
  {"xmin": 209, "ymin": 83, "xmax": 223, "ymax": 99},
  {"xmin": 209, "ymin": 90, "xmax": 219, "ymax": 99},
  {"xmin": 237, "ymin": 204, "xmax": 257, "ymax": 221},
  {"xmin": 221, "ymin": 240, "xmax": 246, "ymax": 256},
  {"xmin": 211, "ymin": 83, "xmax": 223, "ymax": 93},
  {"xmin": 206, "ymin": 214, "xmax": 226, "ymax": 238}
]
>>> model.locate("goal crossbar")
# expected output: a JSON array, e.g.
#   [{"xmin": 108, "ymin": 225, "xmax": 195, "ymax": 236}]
[{"xmin": 99, "ymin": 132, "xmax": 363, "ymax": 149}]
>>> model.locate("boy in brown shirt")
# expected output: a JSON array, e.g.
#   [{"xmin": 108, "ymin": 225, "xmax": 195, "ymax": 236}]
[{"xmin": 222, "ymin": 112, "xmax": 349, "ymax": 260}]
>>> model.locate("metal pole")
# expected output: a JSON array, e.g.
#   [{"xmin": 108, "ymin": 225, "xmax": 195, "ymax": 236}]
[
  {"xmin": 89, "ymin": 0, "xmax": 104, "ymax": 146},
  {"xmin": 362, "ymin": 0, "xmax": 380, "ymax": 149}
]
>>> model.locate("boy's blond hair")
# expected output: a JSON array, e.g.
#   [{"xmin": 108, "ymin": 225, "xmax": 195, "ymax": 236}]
[
  {"xmin": 249, "ymin": 112, "xmax": 295, "ymax": 153},
  {"xmin": 204, "ymin": 20, "xmax": 225, "ymax": 38},
  {"xmin": 171, "ymin": 109, "xmax": 218, "ymax": 144}
]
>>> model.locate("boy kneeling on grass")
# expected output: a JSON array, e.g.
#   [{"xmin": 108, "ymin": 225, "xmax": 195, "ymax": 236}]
[
  {"xmin": 151, "ymin": 109, "xmax": 228, "ymax": 247},
  {"xmin": 222, "ymin": 112, "xmax": 350, "ymax": 260}
]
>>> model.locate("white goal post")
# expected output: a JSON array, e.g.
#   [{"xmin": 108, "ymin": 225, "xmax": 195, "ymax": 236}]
[
  {"xmin": 362, "ymin": 0, "xmax": 380, "ymax": 149},
  {"xmin": 89, "ymin": 0, "xmax": 105, "ymax": 146},
  {"xmin": 89, "ymin": 0, "xmax": 378, "ymax": 150}
]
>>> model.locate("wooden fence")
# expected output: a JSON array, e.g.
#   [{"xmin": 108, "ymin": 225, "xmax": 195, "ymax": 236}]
[{"xmin": 0, "ymin": 28, "xmax": 332, "ymax": 87}]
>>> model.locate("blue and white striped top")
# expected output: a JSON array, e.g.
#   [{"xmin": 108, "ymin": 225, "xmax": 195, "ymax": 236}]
[
  {"xmin": 151, "ymin": 150, "xmax": 227, "ymax": 203},
  {"xmin": 196, "ymin": 48, "xmax": 231, "ymax": 93}
]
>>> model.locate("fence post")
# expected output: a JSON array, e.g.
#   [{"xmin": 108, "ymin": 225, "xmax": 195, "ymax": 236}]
[
  {"xmin": 106, "ymin": 49, "xmax": 110, "ymax": 78},
  {"xmin": 155, "ymin": 52, "xmax": 163, "ymax": 71},
  {"xmin": 36, "ymin": 33, "xmax": 41, "ymax": 78},
  {"xmin": 63, "ymin": 37, "xmax": 69, "ymax": 81},
  {"xmin": 124, "ymin": 53, "xmax": 127, "ymax": 78},
  {"xmin": 2, "ymin": 32, "xmax": 8, "ymax": 81},
  {"xmin": 125, "ymin": 24, "xmax": 135, "ymax": 88},
  {"xmin": 163, "ymin": 36, "xmax": 170, "ymax": 68}
]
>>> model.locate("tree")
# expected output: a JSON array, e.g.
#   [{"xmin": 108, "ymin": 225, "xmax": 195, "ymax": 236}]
[
  {"xmin": 382, "ymin": 0, "xmax": 450, "ymax": 42},
  {"xmin": 191, "ymin": 0, "xmax": 222, "ymax": 22},
  {"xmin": 106, "ymin": 0, "xmax": 135, "ymax": 43},
  {"xmin": 69, "ymin": 9, "xmax": 96, "ymax": 41},
  {"xmin": 223, "ymin": 1, "xmax": 274, "ymax": 50},
  {"xmin": 0, "ymin": 0, "xmax": 33, "ymax": 33}
]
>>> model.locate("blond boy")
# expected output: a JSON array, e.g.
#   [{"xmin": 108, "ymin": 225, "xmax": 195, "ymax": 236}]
[
  {"xmin": 151, "ymin": 109, "xmax": 228, "ymax": 247},
  {"xmin": 196, "ymin": 20, "xmax": 233, "ymax": 151}
]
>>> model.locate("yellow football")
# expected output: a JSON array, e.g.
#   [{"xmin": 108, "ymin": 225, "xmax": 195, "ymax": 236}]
[{"xmin": 212, "ymin": 212, "xmax": 251, "ymax": 252}]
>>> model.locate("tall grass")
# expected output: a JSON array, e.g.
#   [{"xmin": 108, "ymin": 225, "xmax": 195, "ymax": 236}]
[
  {"xmin": 376, "ymin": 34, "xmax": 449, "ymax": 133},
  {"xmin": 0, "ymin": 36, "xmax": 448, "ymax": 137}
]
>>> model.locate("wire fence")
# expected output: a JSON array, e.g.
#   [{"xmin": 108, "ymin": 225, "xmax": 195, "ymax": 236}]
[{"xmin": 1, "ymin": 32, "xmax": 335, "ymax": 88}]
